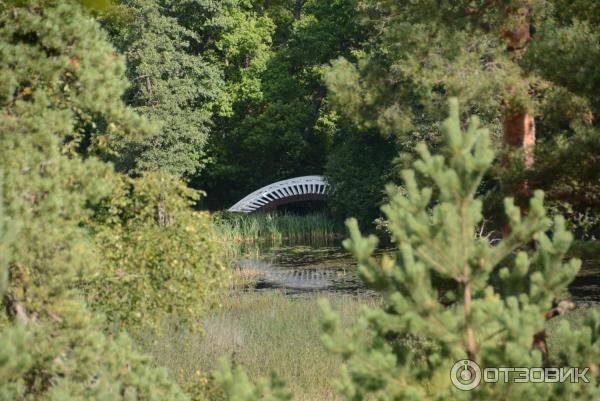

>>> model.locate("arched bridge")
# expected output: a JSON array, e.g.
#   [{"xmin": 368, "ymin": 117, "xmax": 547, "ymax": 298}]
[{"xmin": 228, "ymin": 175, "xmax": 329, "ymax": 213}]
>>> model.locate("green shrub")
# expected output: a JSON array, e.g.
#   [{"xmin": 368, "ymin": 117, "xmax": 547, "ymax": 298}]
[
  {"xmin": 321, "ymin": 100, "xmax": 599, "ymax": 399},
  {"xmin": 86, "ymin": 171, "xmax": 229, "ymax": 331}
]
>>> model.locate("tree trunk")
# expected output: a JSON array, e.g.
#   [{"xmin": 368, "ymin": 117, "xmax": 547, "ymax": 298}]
[
  {"xmin": 501, "ymin": 2, "xmax": 565, "ymax": 363},
  {"xmin": 293, "ymin": 0, "xmax": 304, "ymax": 20},
  {"xmin": 501, "ymin": 4, "xmax": 535, "ymax": 230},
  {"xmin": 502, "ymin": 2, "xmax": 534, "ymax": 162},
  {"xmin": 503, "ymin": 112, "xmax": 536, "ymax": 168}
]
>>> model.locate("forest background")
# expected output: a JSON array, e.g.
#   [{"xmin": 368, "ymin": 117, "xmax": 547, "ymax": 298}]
[{"xmin": 1, "ymin": 1, "xmax": 600, "ymax": 401}]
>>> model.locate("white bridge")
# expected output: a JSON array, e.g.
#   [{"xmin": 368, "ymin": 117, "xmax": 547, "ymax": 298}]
[{"xmin": 228, "ymin": 175, "xmax": 329, "ymax": 213}]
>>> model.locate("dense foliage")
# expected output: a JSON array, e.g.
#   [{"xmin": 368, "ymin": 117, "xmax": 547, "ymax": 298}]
[
  {"xmin": 0, "ymin": 1, "xmax": 227, "ymax": 399},
  {"xmin": 218, "ymin": 102, "xmax": 600, "ymax": 400},
  {"xmin": 324, "ymin": 126, "xmax": 396, "ymax": 227},
  {"xmin": 322, "ymin": 101, "xmax": 600, "ymax": 399},
  {"xmin": 86, "ymin": 172, "xmax": 228, "ymax": 330},
  {"xmin": 0, "ymin": 2, "xmax": 192, "ymax": 399},
  {"xmin": 94, "ymin": 0, "xmax": 600, "ymax": 231},
  {"xmin": 189, "ymin": 0, "xmax": 600, "ymax": 233},
  {"xmin": 325, "ymin": 0, "xmax": 600, "ymax": 228},
  {"xmin": 1, "ymin": 0, "xmax": 600, "ymax": 400},
  {"xmin": 103, "ymin": 0, "xmax": 229, "ymax": 178},
  {"xmin": 198, "ymin": 0, "xmax": 367, "ymax": 208}
]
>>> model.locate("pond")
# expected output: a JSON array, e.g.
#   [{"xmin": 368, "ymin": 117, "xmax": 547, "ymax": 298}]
[
  {"xmin": 237, "ymin": 239, "xmax": 600, "ymax": 304},
  {"xmin": 237, "ymin": 240, "xmax": 373, "ymax": 295},
  {"xmin": 570, "ymin": 260, "xmax": 600, "ymax": 305},
  {"xmin": 140, "ymin": 240, "xmax": 600, "ymax": 401}
]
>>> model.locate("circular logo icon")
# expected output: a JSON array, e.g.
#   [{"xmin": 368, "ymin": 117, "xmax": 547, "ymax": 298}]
[{"xmin": 451, "ymin": 359, "xmax": 481, "ymax": 391}]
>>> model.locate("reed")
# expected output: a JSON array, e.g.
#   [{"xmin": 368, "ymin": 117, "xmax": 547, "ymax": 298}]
[{"xmin": 214, "ymin": 211, "xmax": 341, "ymax": 244}]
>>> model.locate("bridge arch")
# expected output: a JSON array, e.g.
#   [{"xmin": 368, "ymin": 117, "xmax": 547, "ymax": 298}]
[{"xmin": 228, "ymin": 175, "xmax": 329, "ymax": 213}]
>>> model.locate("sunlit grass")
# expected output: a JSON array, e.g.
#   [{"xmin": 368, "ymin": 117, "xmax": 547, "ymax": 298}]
[
  {"xmin": 547, "ymin": 304, "xmax": 600, "ymax": 360},
  {"xmin": 214, "ymin": 212, "xmax": 341, "ymax": 244},
  {"xmin": 228, "ymin": 267, "xmax": 266, "ymax": 290},
  {"xmin": 134, "ymin": 291, "xmax": 379, "ymax": 401},
  {"xmin": 131, "ymin": 289, "xmax": 600, "ymax": 401}
]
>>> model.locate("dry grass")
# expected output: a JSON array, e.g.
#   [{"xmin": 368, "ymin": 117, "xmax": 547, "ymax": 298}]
[
  {"xmin": 131, "ymin": 290, "xmax": 598, "ymax": 401},
  {"xmin": 228, "ymin": 267, "xmax": 266, "ymax": 290},
  {"xmin": 134, "ymin": 291, "xmax": 379, "ymax": 401}
]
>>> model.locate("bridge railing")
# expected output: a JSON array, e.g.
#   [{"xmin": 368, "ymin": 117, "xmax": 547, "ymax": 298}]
[{"xmin": 228, "ymin": 175, "xmax": 329, "ymax": 213}]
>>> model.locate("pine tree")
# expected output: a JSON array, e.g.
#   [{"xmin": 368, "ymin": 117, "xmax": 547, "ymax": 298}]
[
  {"xmin": 500, "ymin": 3, "xmax": 600, "ymax": 215},
  {"xmin": 216, "ymin": 101, "xmax": 600, "ymax": 400},
  {"xmin": 0, "ymin": 0, "xmax": 150, "ymax": 157},
  {"xmin": 0, "ymin": 2, "xmax": 192, "ymax": 399},
  {"xmin": 325, "ymin": 0, "xmax": 600, "ymax": 211},
  {"xmin": 320, "ymin": 100, "xmax": 600, "ymax": 400}
]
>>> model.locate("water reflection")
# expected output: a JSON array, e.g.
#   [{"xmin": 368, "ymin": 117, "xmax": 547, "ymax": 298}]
[
  {"xmin": 237, "ymin": 239, "xmax": 600, "ymax": 303},
  {"xmin": 237, "ymin": 240, "xmax": 375, "ymax": 295},
  {"xmin": 570, "ymin": 260, "xmax": 600, "ymax": 306}
]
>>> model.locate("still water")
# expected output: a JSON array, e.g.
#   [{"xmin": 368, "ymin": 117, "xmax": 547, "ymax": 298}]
[
  {"xmin": 237, "ymin": 240, "xmax": 600, "ymax": 304},
  {"xmin": 238, "ymin": 241, "xmax": 373, "ymax": 295}
]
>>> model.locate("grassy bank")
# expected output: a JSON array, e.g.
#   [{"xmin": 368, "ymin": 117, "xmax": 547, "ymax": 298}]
[
  {"xmin": 214, "ymin": 212, "xmax": 341, "ymax": 244},
  {"xmin": 133, "ymin": 291, "xmax": 599, "ymax": 401},
  {"xmin": 135, "ymin": 292, "xmax": 379, "ymax": 401},
  {"xmin": 547, "ymin": 304, "xmax": 600, "ymax": 357}
]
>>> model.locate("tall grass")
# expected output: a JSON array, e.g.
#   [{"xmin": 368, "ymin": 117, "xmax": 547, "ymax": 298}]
[
  {"xmin": 134, "ymin": 292, "xmax": 379, "ymax": 401},
  {"xmin": 214, "ymin": 211, "xmax": 341, "ymax": 244},
  {"xmin": 132, "ymin": 289, "xmax": 598, "ymax": 401}
]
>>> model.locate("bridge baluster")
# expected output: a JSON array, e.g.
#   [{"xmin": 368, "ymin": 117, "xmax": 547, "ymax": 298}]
[{"xmin": 228, "ymin": 176, "xmax": 329, "ymax": 213}]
